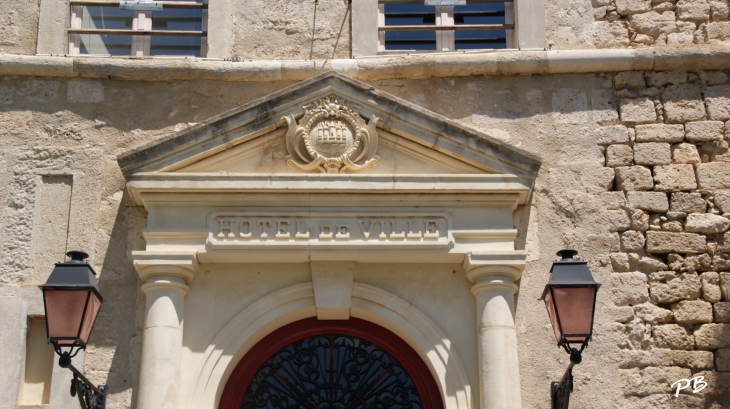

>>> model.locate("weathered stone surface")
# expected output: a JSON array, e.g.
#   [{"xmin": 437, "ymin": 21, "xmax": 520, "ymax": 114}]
[
  {"xmin": 615, "ymin": 71, "xmax": 646, "ymax": 89},
  {"xmin": 627, "ymin": 316, "xmax": 653, "ymax": 349},
  {"xmin": 694, "ymin": 323, "xmax": 730, "ymax": 349},
  {"xmin": 659, "ymin": 350, "xmax": 715, "ymax": 369},
  {"xmin": 672, "ymin": 299, "xmax": 714, "ymax": 324},
  {"xmin": 616, "ymin": 0, "xmax": 652, "ymax": 14},
  {"xmin": 622, "ymin": 230, "xmax": 647, "ymax": 251},
  {"xmin": 721, "ymin": 273, "xmax": 730, "ymax": 301},
  {"xmin": 634, "ymin": 142, "xmax": 672, "ymax": 165},
  {"xmin": 662, "ymin": 84, "xmax": 706, "ymax": 123},
  {"xmin": 621, "ymin": 366, "xmax": 693, "ymax": 395},
  {"xmin": 716, "ymin": 348, "xmax": 730, "ymax": 371},
  {"xmin": 711, "ymin": 1, "xmax": 730, "ymax": 19},
  {"xmin": 685, "ymin": 213, "xmax": 730, "ymax": 233},
  {"xmin": 635, "ymin": 124, "xmax": 685, "ymax": 143},
  {"xmin": 639, "ymin": 255, "xmax": 667, "ymax": 271},
  {"xmin": 632, "ymin": 209, "xmax": 651, "ymax": 231},
  {"xmin": 647, "ymin": 71, "xmax": 688, "ymax": 88},
  {"xmin": 610, "ymin": 272, "xmax": 650, "ymax": 306},
  {"xmin": 628, "ymin": 191, "xmax": 669, "ymax": 212},
  {"xmin": 654, "ymin": 324, "xmax": 695, "ymax": 350},
  {"xmin": 705, "ymin": 85, "xmax": 730, "ymax": 120},
  {"xmin": 634, "ymin": 302, "xmax": 673, "ymax": 324},
  {"xmin": 647, "ymin": 232, "xmax": 706, "ymax": 254},
  {"xmin": 626, "ymin": 393, "xmax": 705, "ymax": 408},
  {"xmin": 676, "ymin": 0, "xmax": 711, "ymax": 20},
  {"xmin": 611, "ymin": 252, "xmax": 631, "ymax": 272},
  {"xmin": 649, "ymin": 271, "xmax": 702, "ymax": 303},
  {"xmin": 617, "ymin": 166, "xmax": 655, "ymax": 191},
  {"xmin": 693, "ymin": 370, "xmax": 730, "ymax": 395},
  {"xmin": 685, "ymin": 121, "xmax": 725, "ymax": 142},
  {"xmin": 697, "ymin": 162, "xmax": 730, "ymax": 189},
  {"xmin": 599, "ymin": 191, "xmax": 628, "ymax": 209},
  {"xmin": 629, "ymin": 11, "xmax": 678, "ymax": 37},
  {"xmin": 611, "ymin": 305, "xmax": 636, "ymax": 322},
  {"xmin": 701, "ymin": 272, "xmax": 723, "ymax": 303},
  {"xmin": 620, "ymin": 98, "xmax": 658, "ymax": 124},
  {"xmin": 607, "ymin": 144, "xmax": 635, "ymax": 167},
  {"xmin": 700, "ymin": 71, "xmax": 729, "ymax": 85},
  {"xmin": 596, "ymin": 125, "xmax": 631, "ymax": 145},
  {"xmin": 671, "ymin": 143, "xmax": 701, "ymax": 164},
  {"xmin": 606, "ymin": 209, "xmax": 633, "ymax": 232},
  {"xmin": 715, "ymin": 302, "xmax": 730, "ymax": 322},
  {"xmin": 670, "ymin": 192, "xmax": 706, "ymax": 213},
  {"xmin": 653, "ymin": 164, "xmax": 697, "ymax": 191},
  {"xmin": 714, "ymin": 191, "xmax": 730, "ymax": 213}
]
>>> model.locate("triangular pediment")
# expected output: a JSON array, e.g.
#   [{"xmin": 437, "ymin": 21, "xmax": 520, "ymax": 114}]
[{"xmin": 118, "ymin": 72, "xmax": 540, "ymax": 179}]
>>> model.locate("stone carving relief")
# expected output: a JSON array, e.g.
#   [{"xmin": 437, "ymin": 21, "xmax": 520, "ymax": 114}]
[{"xmin": 283, "ymin": 95, "xmax": 380, "ymax": 173}]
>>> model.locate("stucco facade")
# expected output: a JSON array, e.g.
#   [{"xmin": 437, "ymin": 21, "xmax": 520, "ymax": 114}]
[{"xmin": 2, "ymin": 0, "xmax": 730, "ymax": 408}]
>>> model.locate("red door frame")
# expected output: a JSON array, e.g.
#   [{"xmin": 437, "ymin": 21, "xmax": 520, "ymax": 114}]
[{"xmin": 219, "ymin": 317, "xmax": 444, "ymax": 409}]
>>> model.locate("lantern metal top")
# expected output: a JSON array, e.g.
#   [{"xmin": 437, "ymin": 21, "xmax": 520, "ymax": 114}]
[
  {"xmin": 542, "ymin": 249, "xmax": 600, "ymax": 295},
  {"xmin": 39, "ymin": 251, "xmax": 103, "ymax": 301}
]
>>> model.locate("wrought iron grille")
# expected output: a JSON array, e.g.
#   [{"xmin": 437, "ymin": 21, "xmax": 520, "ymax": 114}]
[{"xmin": 240, "ymin": 334, "xmax": 423, "ymax": 409}]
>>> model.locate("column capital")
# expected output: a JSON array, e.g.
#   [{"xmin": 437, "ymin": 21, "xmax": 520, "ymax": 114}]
[
  {"xmin": 462, "ymin": 251, "xmax": 527, "ymax": 283},
  {"xmin": 132, "ymin": 251, "xmax": 199, "ymax": 283}
]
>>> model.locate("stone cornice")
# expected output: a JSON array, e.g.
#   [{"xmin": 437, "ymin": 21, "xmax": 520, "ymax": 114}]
[{"xmin": 2, "ymin": 47, "xmax": 730, "ymax": 82}]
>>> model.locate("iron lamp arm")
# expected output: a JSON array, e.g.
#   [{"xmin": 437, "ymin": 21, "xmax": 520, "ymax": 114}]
[{"xmin": 58, "ymin": 352, "xmax": 107, "ymax": 409}]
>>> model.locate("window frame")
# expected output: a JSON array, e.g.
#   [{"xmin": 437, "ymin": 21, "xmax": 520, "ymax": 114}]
[
  {"xmin": 67, "ymin": 0, "xmax": 208, "ymax": 57},
  {"xmin": 352, "ymin": 0, "xmax": 545, "ymax": 57}
]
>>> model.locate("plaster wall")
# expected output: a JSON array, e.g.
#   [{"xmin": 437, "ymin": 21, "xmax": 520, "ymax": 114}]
[{"xmin": 0, "ymin": 69, "xmax": 730, "ymax": 408}]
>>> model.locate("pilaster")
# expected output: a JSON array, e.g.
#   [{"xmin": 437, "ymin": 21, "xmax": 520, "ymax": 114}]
[
  {"xmin": 463, "ymin": 251, "xmax": 526, "ymax": 409},
  {"xmin": 132, "ymin": 251, "xmax": 198, "ymax": 409}
]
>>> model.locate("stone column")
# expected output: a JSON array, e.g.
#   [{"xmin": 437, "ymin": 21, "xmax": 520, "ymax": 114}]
[
  {"xmin": 463, "ymin": 252, "xmax": 526, "ymax": 409},
  {"xmin": 133, "ymin": 252, "xmax": 198, "ymax": 409}
]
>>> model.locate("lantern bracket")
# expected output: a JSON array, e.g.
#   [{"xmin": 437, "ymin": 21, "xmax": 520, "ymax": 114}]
[
  {"xmin": 551, "ymin": 361, "xmax": 574, "ymax": 409},
  {"xmin": 59, "ymin": 352, "xmax": 107, "ymax": 409}
]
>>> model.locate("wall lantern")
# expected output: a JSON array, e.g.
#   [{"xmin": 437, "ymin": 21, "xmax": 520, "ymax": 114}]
[
  {"xmin": 541, "ymin": 249, "xmax": 600, "ymax": 409},
  {"xmin": 40, "ymin": 250, "xmax": 106, "ymax": 409}
]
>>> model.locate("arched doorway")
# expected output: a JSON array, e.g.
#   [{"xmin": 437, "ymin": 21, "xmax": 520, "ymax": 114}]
[{"xmin": 219, "ymin": 318, "xmax": 444, "ymax": 409}]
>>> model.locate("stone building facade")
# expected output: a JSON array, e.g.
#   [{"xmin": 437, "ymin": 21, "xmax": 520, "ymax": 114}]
[{"xmin": 1, "ymin": 0, "xmax": 730, "ymax": 408}]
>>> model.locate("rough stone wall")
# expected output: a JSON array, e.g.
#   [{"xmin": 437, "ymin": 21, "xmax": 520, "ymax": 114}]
[
  {"xmin": 0, "ymin": 0, "xmax": 40, "ymax": 55},
  {"xmin": 232, "ymin": 0, "xmax": 352, "ymax": 60},
  {"xmin": 599, "ymin": 69, "xmax": 730, "ymax": 407},
  {"xmin": 548, "ymin": 0, "xmax": 730, "ymax": 48}
]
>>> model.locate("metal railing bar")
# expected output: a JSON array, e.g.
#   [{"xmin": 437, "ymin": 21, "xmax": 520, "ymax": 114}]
[
  {"xmin": 69, "ymin": 1, "xmax": 207, "ymax": 8},
  {"xmin": 379, "ymin": 24, "xmax": 512, "ymax": 31},
  {"xmin": 68, "ymin": 28, "xmax": 206, "ymax": 36}
]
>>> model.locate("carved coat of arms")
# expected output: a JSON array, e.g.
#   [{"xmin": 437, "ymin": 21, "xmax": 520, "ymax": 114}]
[{"xmin": 283, "ymin": 95, "xmax": 380, "ymax": 173}]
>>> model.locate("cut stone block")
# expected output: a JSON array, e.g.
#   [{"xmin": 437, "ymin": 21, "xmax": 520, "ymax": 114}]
[
  {"xmin": 616, "ymin": 166, "xmax": 655, "ymax": 191},
  {"xmin": 634, "ymin": 142, "xmax": 672, "ymax": 165},
  {"xmin": 635, "ymin": 124, "xmax": 685, "ymax": 143},
  {"xmin": 685, "ymin": 121, "xmax": 724, "ymax": 142},
  {"xmin": 649, "ymin": 270, "xmax": 702, "ymax": 303},
  {"xmin": 628, "ymin": 191, "xmax": 669, "ymax": 212},
  {"xmin": 653, "ymin": 164, "xmax": 697, "ymax": 192},
  {"xmin": 697, "ymin": 162, "xmax": 730, "ymax": 190},
  {"xmin": 646, "ymin": 231, "xmax": 706, "ymax": 253}
]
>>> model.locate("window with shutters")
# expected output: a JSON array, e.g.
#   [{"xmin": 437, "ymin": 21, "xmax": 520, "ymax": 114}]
[{"xmin": 67, "ymin": 0, "xmax": 207, "ymax": 57}]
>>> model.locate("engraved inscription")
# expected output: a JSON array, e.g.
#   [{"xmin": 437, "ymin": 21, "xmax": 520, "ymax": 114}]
[{"xmin": 209, "ymin": 215, "xmax": 447, "ymax": 244}]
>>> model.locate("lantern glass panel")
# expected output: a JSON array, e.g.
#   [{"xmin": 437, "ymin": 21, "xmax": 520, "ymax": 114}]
[
  {"xmin": 79, "ymin": 292, "xmax": 102, "ymax": 345},
  {"xmin": 543, "ymin": 290, "xmax": 561, "ymax": 342},
  {"xmin": 44, "ymin": 290, "xmax": 89, "ymax": 346},
  {"xmin": 552, "ymin": 286, "xmax": 596, "ymax": 342}
]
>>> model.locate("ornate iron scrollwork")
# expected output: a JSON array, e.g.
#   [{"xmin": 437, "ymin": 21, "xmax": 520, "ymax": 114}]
[{"xmin": 241, "ymin": 334, "xmax": 422, "ymax": 409}]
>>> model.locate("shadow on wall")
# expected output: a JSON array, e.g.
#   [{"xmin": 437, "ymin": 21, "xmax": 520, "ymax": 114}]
[{"xmin": 95, "ymin": 192, "xmax": 147, "ymax": 408}]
